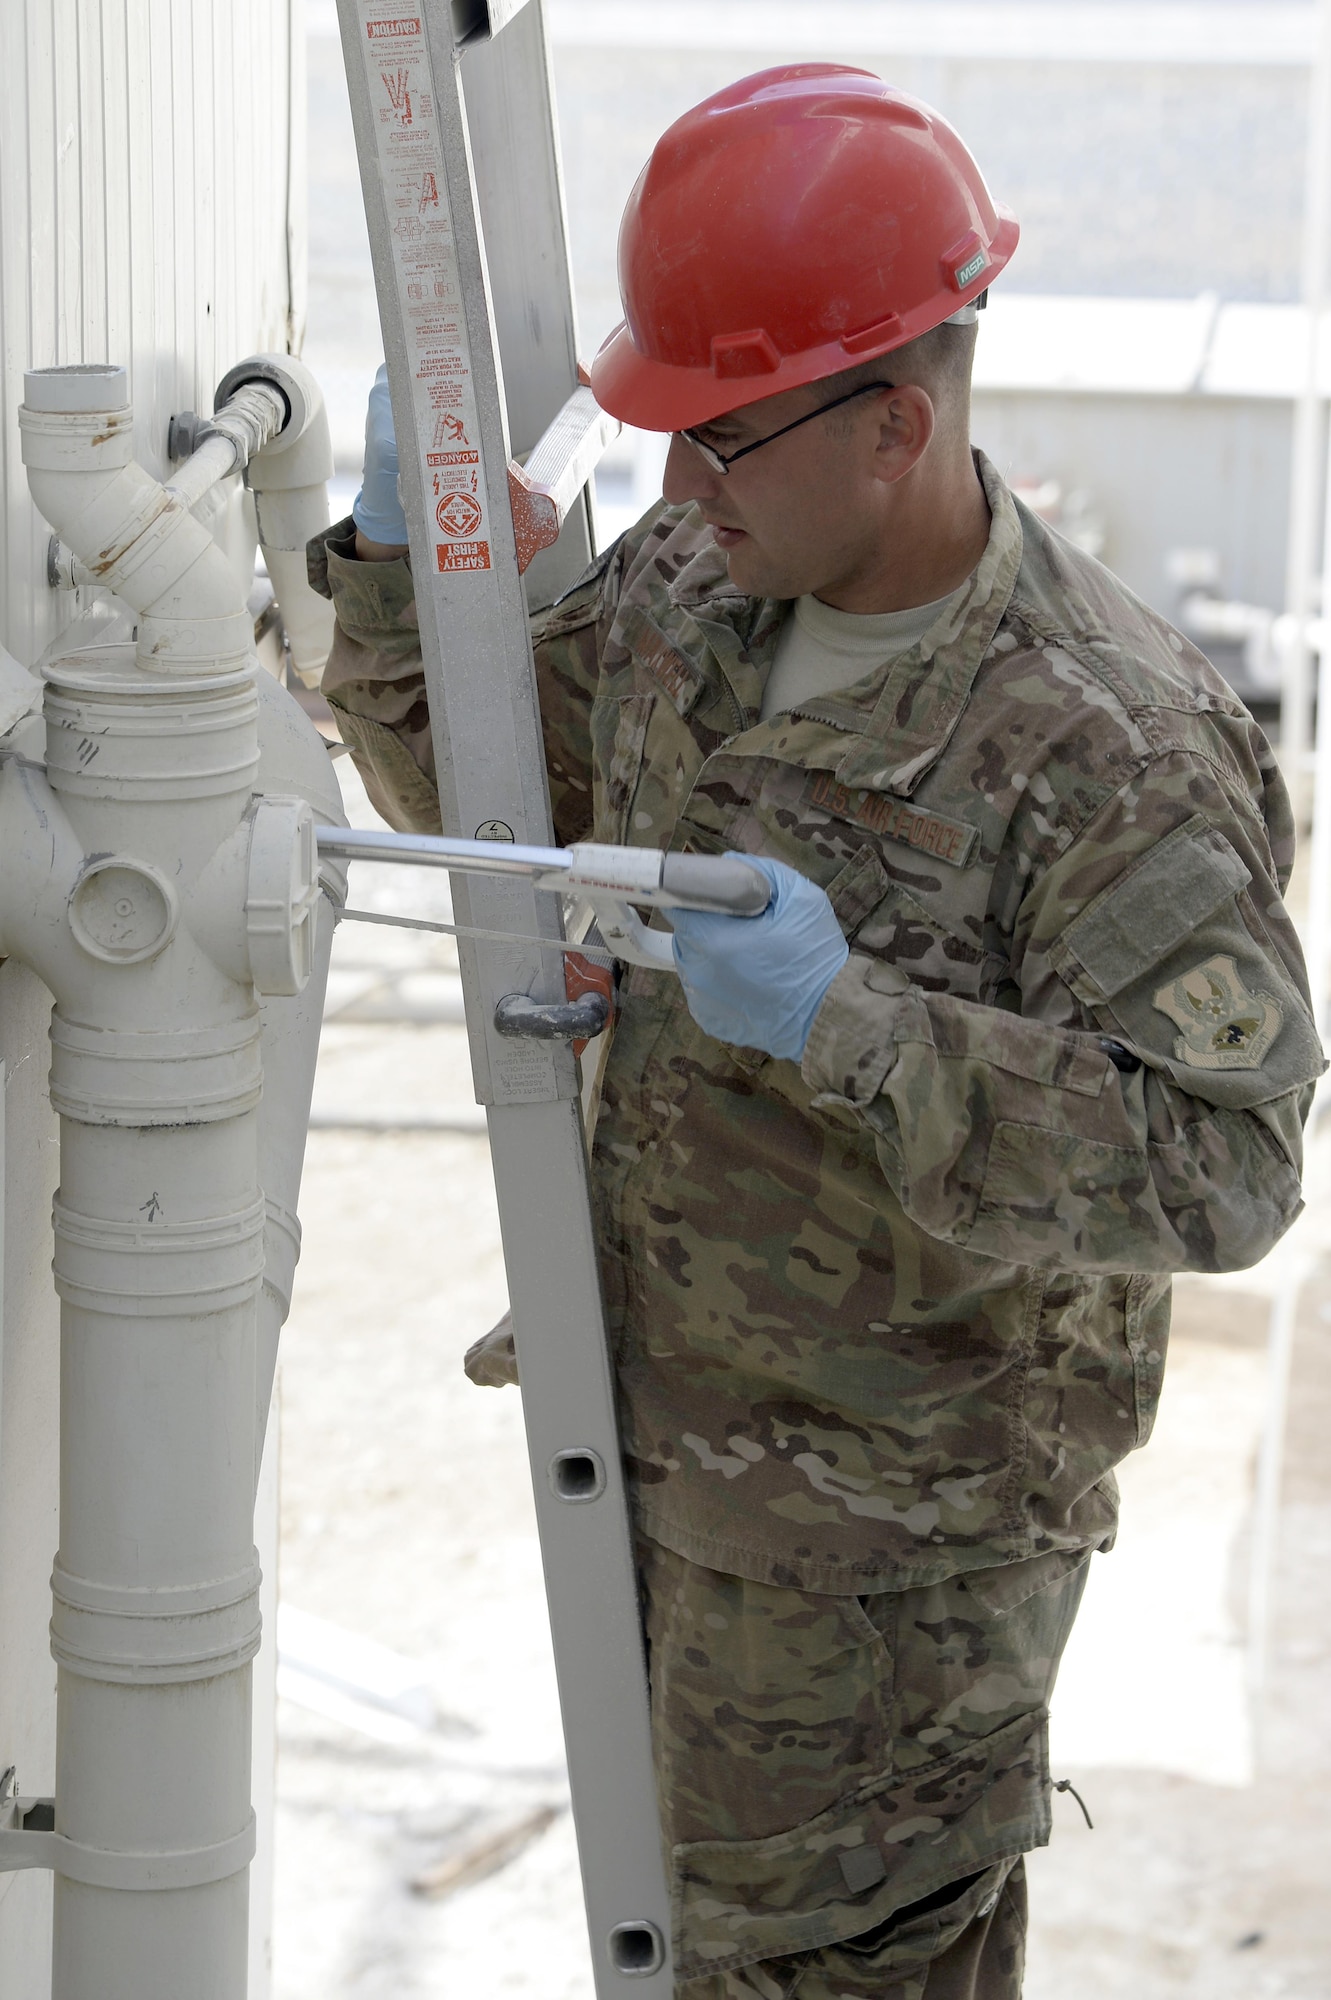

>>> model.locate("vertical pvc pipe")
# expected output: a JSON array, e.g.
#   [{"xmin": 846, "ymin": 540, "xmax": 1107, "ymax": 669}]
[
  {"xmin": 1246, "ymin": 1256, "xmax": 1306, "ymax": 1741},
  {"xmin": 1303, "ymin": 591, "xmax": 1331, "ymax": 1030},
  {"xmin": 16, "ymin": 365, "xmax": 261, "ymax": 2000},
  {"xmin": 44, "ymin": 676, "xmax": 265, "ymax": 2000},
  {"xmin": 6, "ymin": 351, "xmax": 338, "ymax": 1996},
  {"xmin": 1283, "ymin": 0, "xmax": 1331, "ymax": 791},
  {"xmin": 1255, "ymin": 0, "xmax": 1331, "ymax": 1780}
]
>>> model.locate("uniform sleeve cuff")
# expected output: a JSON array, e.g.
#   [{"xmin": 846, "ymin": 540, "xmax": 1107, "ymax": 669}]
[
  {"xmin": 305, "ymin": 515, "xmax": 357, "ymax": 599},
  {"xmin": 800, "ymin": 953, "xmax": 911, "ymax": 1103}
]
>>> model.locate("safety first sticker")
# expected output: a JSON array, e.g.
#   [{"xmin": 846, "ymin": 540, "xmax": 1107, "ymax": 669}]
[{"xmin": 356, "ymin": 3, "xmax": 493, "ymax": 573}]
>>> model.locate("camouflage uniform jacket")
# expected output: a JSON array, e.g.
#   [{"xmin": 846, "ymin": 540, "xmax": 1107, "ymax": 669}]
[{"xmin": 313, "ymin": 453, "xmax": 1322, "ymax": 1595}]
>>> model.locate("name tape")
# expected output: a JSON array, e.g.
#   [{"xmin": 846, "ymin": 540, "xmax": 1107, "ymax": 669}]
[{"xmin": 804, "ymin": 771, "xmax": 978, "ymax": 868}]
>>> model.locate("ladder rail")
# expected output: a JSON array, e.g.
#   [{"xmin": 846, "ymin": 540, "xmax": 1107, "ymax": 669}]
[
  {"xmin": 334, "ymin": 2, "xmax": 674, "ymax": 1988},
  {"xmin": 462, "ymin": 0, "xmax": 602, "ymax": 609}
]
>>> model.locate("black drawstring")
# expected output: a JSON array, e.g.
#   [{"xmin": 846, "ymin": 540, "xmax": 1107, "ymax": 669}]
[{"xmin": 1054, "ymin": 1778, "xmax": 1094, "ymax": 1829}]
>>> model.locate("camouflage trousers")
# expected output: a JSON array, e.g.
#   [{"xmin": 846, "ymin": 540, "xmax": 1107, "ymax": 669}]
[{"xmin": 637, "ymin": 1537, "xmax": 1091, "ymax": 1997}]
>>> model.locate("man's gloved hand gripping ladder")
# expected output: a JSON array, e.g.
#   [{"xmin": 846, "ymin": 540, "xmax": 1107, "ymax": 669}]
[{"xmin": 331, "ymin": 3, "xmax": 766, "ymax": 1987}]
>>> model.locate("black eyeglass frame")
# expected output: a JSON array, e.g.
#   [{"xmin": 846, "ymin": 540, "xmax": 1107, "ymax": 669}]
[{"xmin": 678, "ymin": 379, "xmax": 897, "ymax": 476}]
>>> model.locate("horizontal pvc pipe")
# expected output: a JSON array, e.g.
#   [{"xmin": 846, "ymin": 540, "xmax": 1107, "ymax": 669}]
[{"xmin": 165, "ymin": 434, "xmax": 244, "ymax": 514}]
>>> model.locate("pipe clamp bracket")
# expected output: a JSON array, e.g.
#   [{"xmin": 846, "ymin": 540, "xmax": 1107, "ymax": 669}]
[{"xmin": 0, "ymin": 1799, "xmax": 256, "ymax": 1890}]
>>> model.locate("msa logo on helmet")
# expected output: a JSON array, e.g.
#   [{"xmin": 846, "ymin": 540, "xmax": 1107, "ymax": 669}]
[{"xmin": 954, "ymin": 249, "xmax": 988, "ymax": 289}]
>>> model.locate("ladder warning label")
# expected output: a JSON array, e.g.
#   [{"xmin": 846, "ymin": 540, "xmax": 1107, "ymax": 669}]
[
  {"xmin": 437, "ymin": 542, "xmax": 491, "ymax": 573},
  {"xmin": 358, "ymin": 2, "xmax": 494, "ymax": 573},
  {"xmin": 436, "ymin": 491, "xmax": 483, "ymax": 537}
]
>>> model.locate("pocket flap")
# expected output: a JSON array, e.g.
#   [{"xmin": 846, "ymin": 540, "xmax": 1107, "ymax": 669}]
[
  {"xmin": 1058, "ymin": 817, "xmax": 1250, "ymax": 1001},
  {"xmin": 672, "ymin": 1710, "xmax": 1048, "ymax": 1979},
  {"xmin": 826, "ymin": 844, "xmax": 895, "ymax": 935}
]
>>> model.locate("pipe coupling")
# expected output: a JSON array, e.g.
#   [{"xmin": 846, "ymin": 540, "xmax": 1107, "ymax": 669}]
[
  {"xmin": 43, "ymin": 649, "xmax": 259, "ymax": 803},
  {"xmin": 49, "ymin": 1015, "xmax": 263, "ymax": 1128},
  {"xmin": 261, "ymin": 1193, "xmax": 303, "ymax": 1320},
  {"xmin": 21, "ymin": 365, "xmax": 255, "ymax": 677},
  {"xmin": 19, "ymin": 371, "xmax": 135, "ymax": 471},
  {"xmin": 52, "ymin": 1192, "xmax": 267, "ymax": 1317},
  {"xmin": 50, "ymin": 1559, "xmax": 263, "ymax": 1685}
]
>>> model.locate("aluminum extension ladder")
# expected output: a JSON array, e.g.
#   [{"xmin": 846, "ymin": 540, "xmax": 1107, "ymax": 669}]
[{"xmin": 333, "ymin": 1, "xmax": 674, "ymax": 1987}]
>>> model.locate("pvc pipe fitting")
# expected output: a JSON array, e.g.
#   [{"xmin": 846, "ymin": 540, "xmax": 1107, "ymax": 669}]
[
  {"xmin": 0, "ymin": 642, "xmax": 43, "ymax": 739},
  {"xmin": 214, "ymin": 356, "xmax": 336, "ymax": 686},
  {"xmin": 20, "ymin": 370, "xmax": 253, "ymax": 679}
]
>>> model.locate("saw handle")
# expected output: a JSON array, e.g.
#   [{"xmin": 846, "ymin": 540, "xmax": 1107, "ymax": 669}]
[
  {"xmin": 592, "ymin": 854, "xmax": 772, "ymax": 973},
  {"xmin": 658, "ymin": 852, "xmax": 771, "ymax": 916}
]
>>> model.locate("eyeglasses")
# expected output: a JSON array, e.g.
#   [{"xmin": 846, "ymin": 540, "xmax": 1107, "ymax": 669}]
[{"xmin": 678, "ymin": 379, "xmax": 896, "ymax": 476}]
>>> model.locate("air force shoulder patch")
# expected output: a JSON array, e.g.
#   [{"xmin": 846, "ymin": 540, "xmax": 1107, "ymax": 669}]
[{"xmin": 1153, "ymin": 954, "xmax": 1283, "ymax": 1071}]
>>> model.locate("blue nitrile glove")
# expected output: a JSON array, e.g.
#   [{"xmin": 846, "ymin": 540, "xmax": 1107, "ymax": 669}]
[
  {"xmin": 352, "ymin": 364, "xmax": 408, "ymax": 545},
  {"xmin": 669, "ymin": 854, "xmax": 850, "ymax": 1061}
]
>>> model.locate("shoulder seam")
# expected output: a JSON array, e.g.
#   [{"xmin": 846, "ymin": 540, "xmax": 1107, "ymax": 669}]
[
  {"xmin": 1054, "ymin": 741, "xmax": 1269, "ymax": 862},
  {"xmin": 1006, "ymin": 589, "xmax": 1245, "ymax": 760}
]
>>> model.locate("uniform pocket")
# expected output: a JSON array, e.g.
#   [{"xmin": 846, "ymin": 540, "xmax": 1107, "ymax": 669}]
[
  {"xmin": 854, "ymin": 876, "xmax": 996, "ymax": 1001},
  {"xmin": 968, "ymin": 1122, "xmax": 1144, "ymax": 1272},
  {"xmin": 1053, "ymin": 816, "xmax": 1324, "ymax": 1110},
  {"xmin": 824, "ymin": 845, "xmax": 895, "ymax": 937},
  {"xmin": 670, "ymin": 1710, "xmax": 1048, "ymax": 1981},
  {"xmin": 601, "ymin": 690, "xmax": 656, "ymax": 842},
  {"xmin": 324, "ymin": 700, "xmax": 442, "ymax": 835},
  {"xmin": 807, "ymin": 1855, "xmax": 1021, "ymax": 1997}
]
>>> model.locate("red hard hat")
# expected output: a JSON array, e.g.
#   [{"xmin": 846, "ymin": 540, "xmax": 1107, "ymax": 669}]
[{"xmin": 590, "ymin": 65, "xmax": 1019, "ymax": 434}]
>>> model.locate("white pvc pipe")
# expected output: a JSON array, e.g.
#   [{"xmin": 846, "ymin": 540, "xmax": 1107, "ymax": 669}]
[
  {"xmin": 21, "ymin": 368, "xmax": 252, "ymax": 679},
  {"xmin": 250, "ymin": 668, "xmax": 349, "ymax": 1475},
  {"xmin": 1304, "ymin": 604, "xmax": 1331, "ymax": 1031},
  {"xmin": 166, "ymin": 430, "xmax": 243, "ymax": 512},
  {"xmin": 0, "ymin": 362, "xmax": 340, "ymax": 1999},
  {"xmin": 217, "ymin": 355, "xmax": 337, "ymax": 687},
  {"xmin": 1246, "ymin": 1253, "xmax": 1308, "ymax": 1730},
  {"xmin": 1282, "ymin": 0, "xmax": 1331, "ymax": 782}
]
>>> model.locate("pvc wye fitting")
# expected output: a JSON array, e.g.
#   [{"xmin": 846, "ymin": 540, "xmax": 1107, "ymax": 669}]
[{"xmin": 20, "ymin": 367, "xmax": 251, "ymax": 678}]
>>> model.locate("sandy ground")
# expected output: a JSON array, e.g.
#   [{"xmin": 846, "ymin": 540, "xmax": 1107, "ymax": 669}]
[{"xmin": 270, "ymin": 767, "xmax": 1331, "ymax": 1999}]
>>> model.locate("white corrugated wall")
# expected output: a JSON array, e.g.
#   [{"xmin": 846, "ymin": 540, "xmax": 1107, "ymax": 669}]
[{"xmin": 0, "ymin": 4, "xmax": 303, "ymax": 1991}]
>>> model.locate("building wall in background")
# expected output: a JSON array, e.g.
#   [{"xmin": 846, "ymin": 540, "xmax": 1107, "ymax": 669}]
[
  {"xmin": 973, "ymin": 389, "xmax": 1292, "ymax": 622},
  {"xmin": 303, "ymin": 3, "xmax": 1313, "ymax": 666},
  {"xmin": 552, "ymin": 44, "xmax": 1310, "ymax": 362},
  {"xmin": 307, "ymin": 5, "xmax": 1318, "ymax": 456}
]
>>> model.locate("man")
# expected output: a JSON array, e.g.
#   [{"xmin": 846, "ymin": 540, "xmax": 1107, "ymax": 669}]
[{"xmin": 311, "ymin": 68, "xmax": 1321, "ymax": 1999}]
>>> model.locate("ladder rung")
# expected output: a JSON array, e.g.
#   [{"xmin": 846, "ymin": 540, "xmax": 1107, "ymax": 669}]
[{"xmin": 508, "ymin": 386, "xmax": 621, "ymax": 571}]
